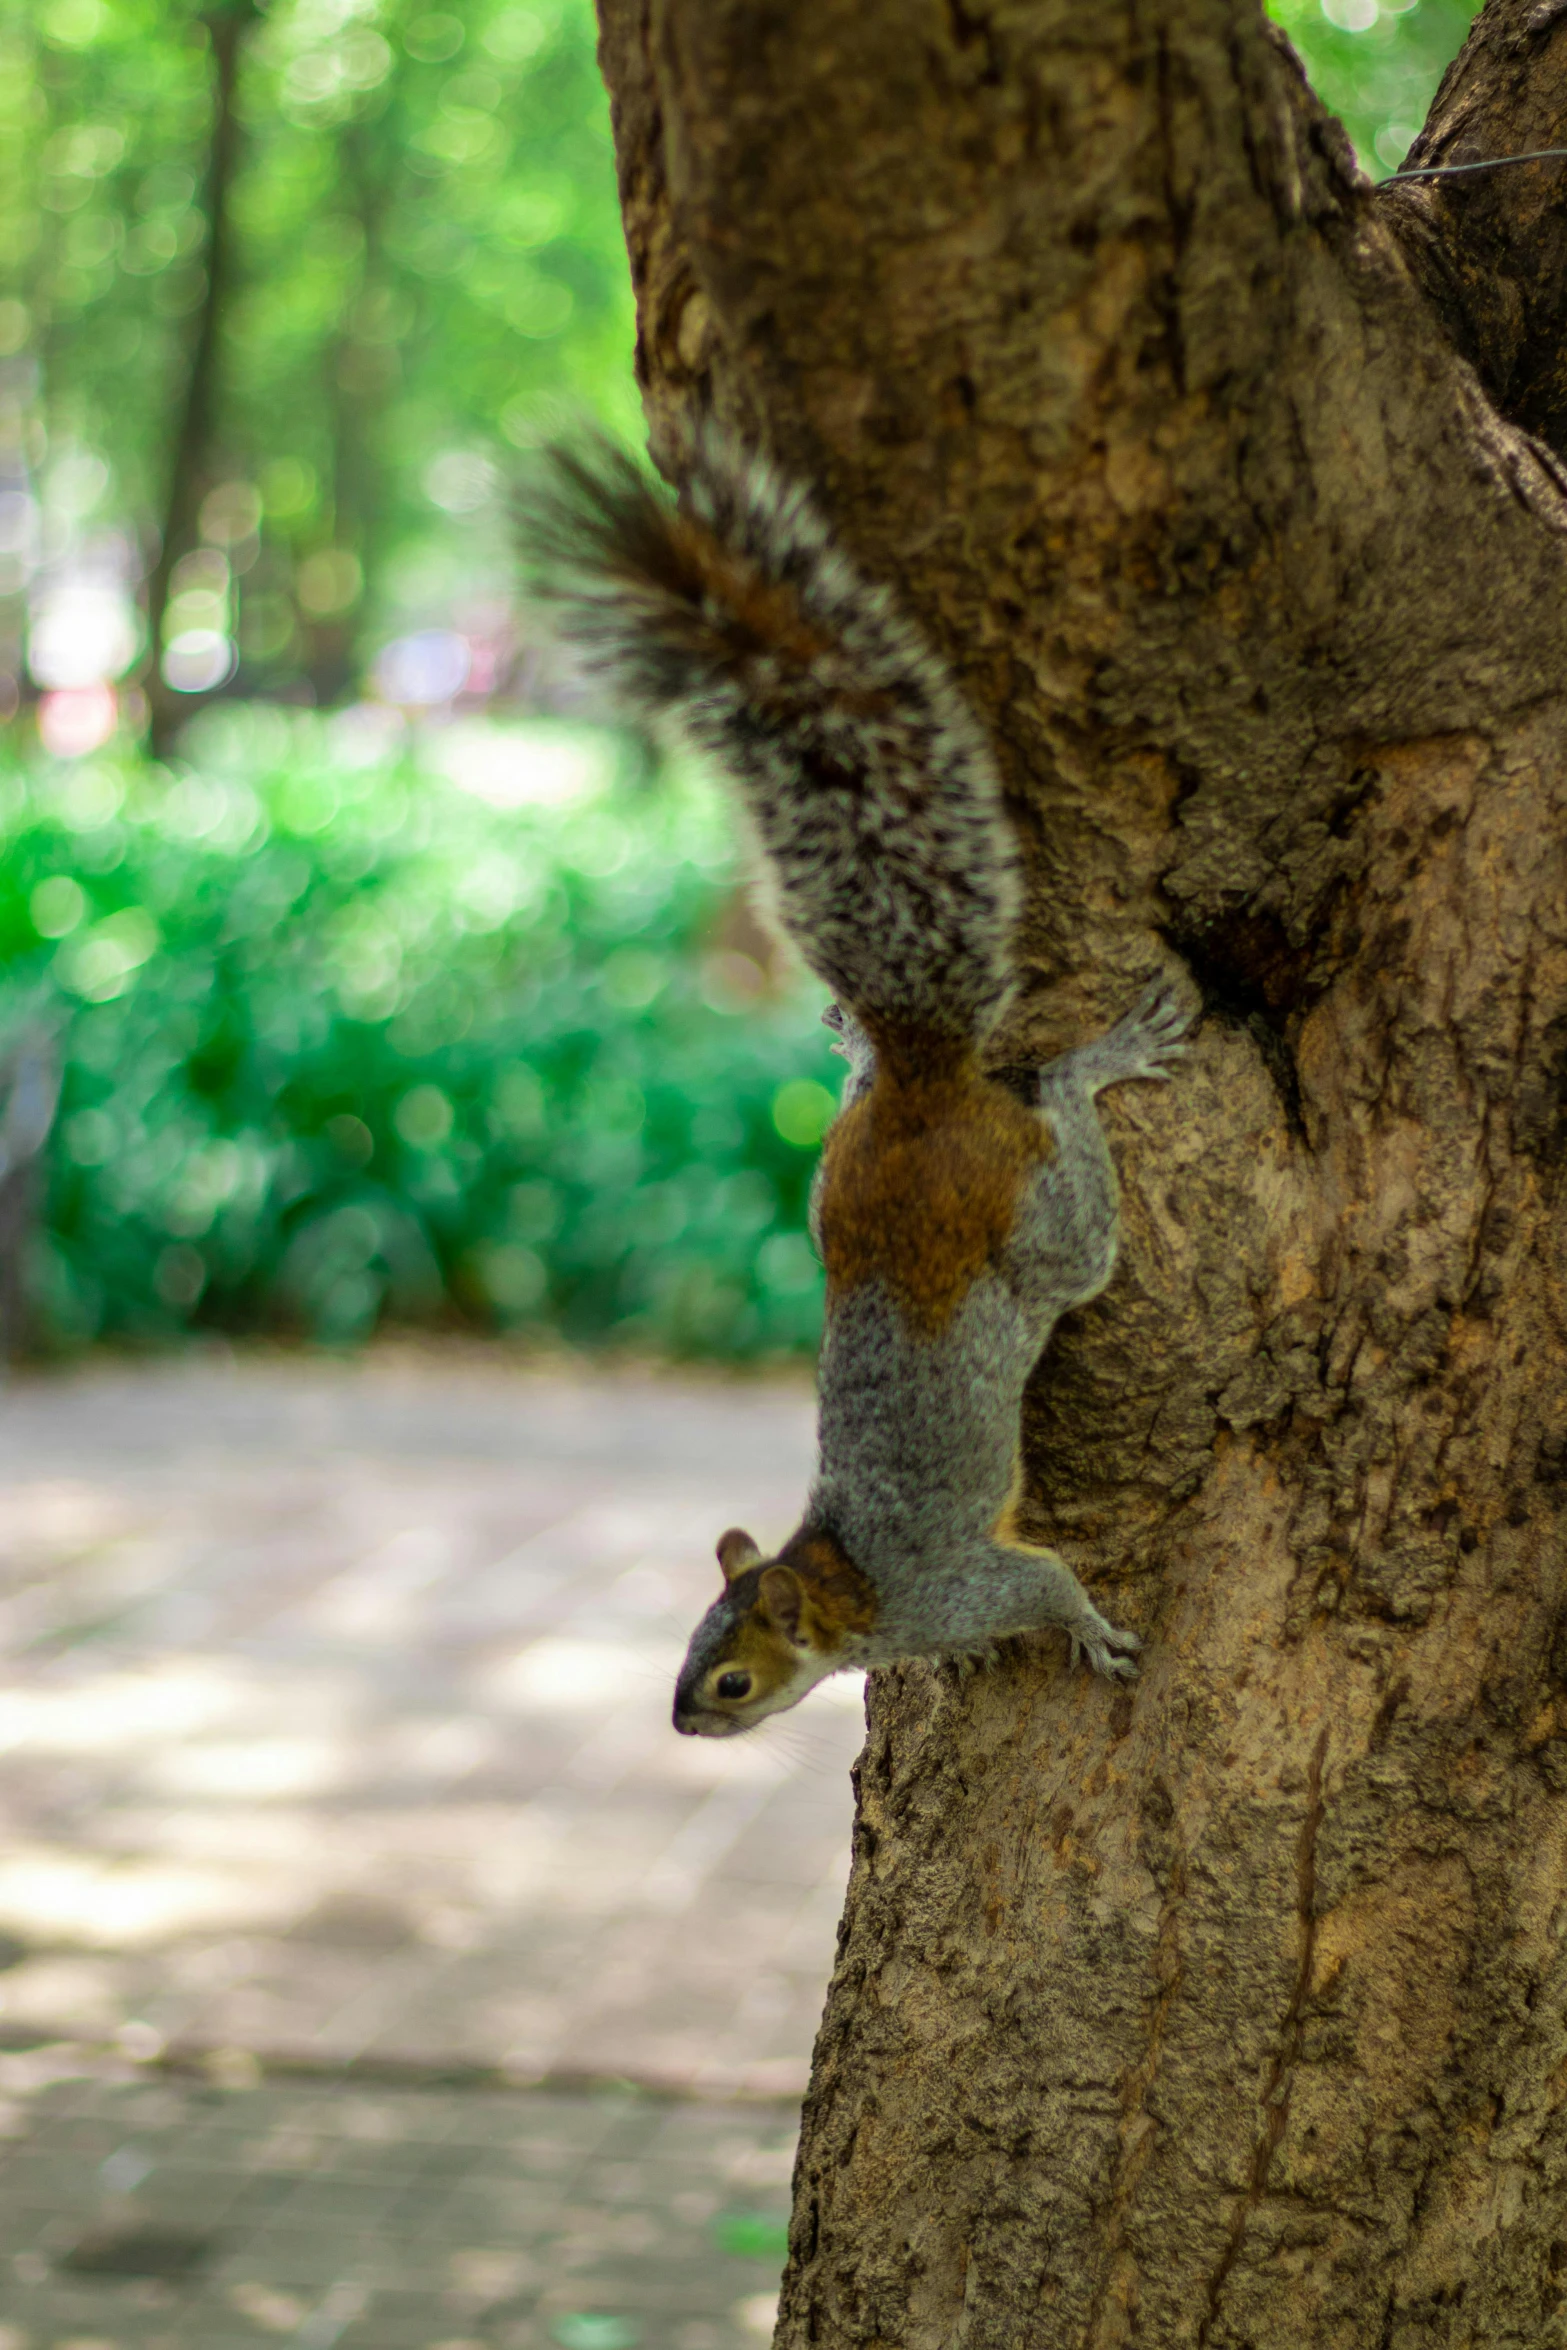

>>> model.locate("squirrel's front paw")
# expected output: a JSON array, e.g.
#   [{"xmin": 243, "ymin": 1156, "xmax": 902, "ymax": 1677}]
[
  {"xmin": 1068, "ymin": 1613, "xmax": 1141, "ymax": 1681},
  {"xmin": 1111, "ymin": 982, "xmax": 1195, "ymax": 1083}
]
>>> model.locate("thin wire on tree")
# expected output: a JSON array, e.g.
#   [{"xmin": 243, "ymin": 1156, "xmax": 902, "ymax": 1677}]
[{"xmin": 1384, "ymin": 146, "xmax": 1567, "ymax": 181}]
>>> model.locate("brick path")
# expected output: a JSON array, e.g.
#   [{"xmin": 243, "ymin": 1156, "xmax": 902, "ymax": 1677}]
[{"xmin": 0, "ymin": 1349, "xmax": 861, "ymax": 2348}]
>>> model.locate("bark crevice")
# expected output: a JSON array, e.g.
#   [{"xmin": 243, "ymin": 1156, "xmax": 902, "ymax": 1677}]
[{"xmin": 1194, "ymin": 1724, "xmax": 1330, "ymax": 2349}]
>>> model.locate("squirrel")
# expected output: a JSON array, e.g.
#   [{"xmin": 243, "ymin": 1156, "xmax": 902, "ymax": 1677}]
[{"xmin": 530, "ymin": 430, "xmax": 1193, "ymax": 1737}]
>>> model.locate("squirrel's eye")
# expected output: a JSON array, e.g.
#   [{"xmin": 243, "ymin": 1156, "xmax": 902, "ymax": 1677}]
[{"xmin": 716, "ymin": 1670, "xmax": 752, "ymax": 1702}]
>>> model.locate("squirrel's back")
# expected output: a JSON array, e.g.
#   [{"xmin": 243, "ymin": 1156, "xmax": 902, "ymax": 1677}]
[
  {"xmin": 528, "ymin": 431, "xmax": 1022, "ymax": 1058},
  {"xmin": 817, "ymin": 1056, "xmax": 1050, "ymax": 1335}
]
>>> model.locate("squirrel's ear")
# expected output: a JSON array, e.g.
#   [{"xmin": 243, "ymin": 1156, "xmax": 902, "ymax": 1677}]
[
  {"xmin": 716, "ymin": 1527, "xmax": 762, "ymax": 1582},
  {"xmin": 757, "ymin": 1563, "xmax": 806, "ymax": 1642}
]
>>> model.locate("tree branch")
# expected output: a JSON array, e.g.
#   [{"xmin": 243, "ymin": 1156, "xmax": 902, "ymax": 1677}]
[{"xmin": 1378, "ymin": 0, "xmax": 1567, "ymax": 463}]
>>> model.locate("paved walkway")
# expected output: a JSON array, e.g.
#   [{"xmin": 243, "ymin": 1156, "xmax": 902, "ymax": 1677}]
[
  {"xmin": 0, "ymin": 1349, "xmax": 860, "ymax": 2348},
  {"xmin": 0, "ymin": 2060, "xmax": 798, "ymax": 2349}
]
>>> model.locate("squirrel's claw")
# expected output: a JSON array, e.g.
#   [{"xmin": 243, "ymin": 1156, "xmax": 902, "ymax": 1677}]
[
  {"xmin": 1069, "ymin": 1618, "xmax": 1142, "ymax": 1680},
  {"xmin": 1067, "ymin": 983, "xmax": 1196, "ymax": 1094}
]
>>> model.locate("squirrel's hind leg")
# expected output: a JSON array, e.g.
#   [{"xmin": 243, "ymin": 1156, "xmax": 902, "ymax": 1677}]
[
  {"xmin": 1041, "ymin": 980, "xmax": 1194, "ymax": 1101},
  {"xmin": 1004, "ymin": 1090, "xmax": 1122, "ymax": 1319},
  {"xmin": 1005, "ymin": 981, "xmax": 1193, "ymax": 1318}
]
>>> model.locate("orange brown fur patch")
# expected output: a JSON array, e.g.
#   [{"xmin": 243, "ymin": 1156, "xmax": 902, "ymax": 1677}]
[
  {"xmin": 817, "ymin": 1052, "xmax": 1052, "ymax": 1335},
  {"xmin": 990, "ymin": 1446, "xmax": 1027, "ymax": 1546},
  {"xmin": 669, "ymin": 517, "xmax": 832, "ymax": 673},
  {"xmin": 665, "ymin": 517, "xmax": 899, "ymax": 723},
  {"xmin": 777, "ymin": 1530, "xmax": 879, "ymax": 1644}
]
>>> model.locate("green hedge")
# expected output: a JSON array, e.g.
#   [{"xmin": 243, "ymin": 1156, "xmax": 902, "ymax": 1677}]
[{"xmin": 0, "ymin": 709, "xmax": 839, "ymax": 1356}]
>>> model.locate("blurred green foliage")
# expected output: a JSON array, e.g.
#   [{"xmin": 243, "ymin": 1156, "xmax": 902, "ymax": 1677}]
[
  {"xmin": 2, "ymin": 0, "xmax": 635, "ymax": 704},
  {"xmin": 0, "ymin": 721, "xmax": 838, "ymax": 1355},
  {"xmin": 713, "ymin": 2211, "xmax": 792, "ymax": 2262},
  {"xmin": 1270, "ymin": 0, "xmax": 1479, "ymax": 171}
]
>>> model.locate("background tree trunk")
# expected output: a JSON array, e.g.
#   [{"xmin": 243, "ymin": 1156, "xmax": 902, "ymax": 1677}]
[
  {"xmin": 0, "ymin": 1027, "xmax": 60, "ymax": 1365},
  {"xmin": 144, "ymin": 0, "xmax": 257, "ymax": 755},
  {"xmin": 590, "ymin": 1, "xmax": 1567, "ymax": 2340}
]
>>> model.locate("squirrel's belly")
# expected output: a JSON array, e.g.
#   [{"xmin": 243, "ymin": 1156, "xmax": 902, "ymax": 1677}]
[{"xmin": 814, "ymin": 1276, "xmax": 1029, "ymax": 1548}]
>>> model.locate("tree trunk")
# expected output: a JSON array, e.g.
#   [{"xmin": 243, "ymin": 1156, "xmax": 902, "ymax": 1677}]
[
  {"xmin": 306, "ymin": 104, "xmax": 400, "ymax": 710},
  {"xmin": 0, "ymin": 1028, "xmax": 60, "ymax": 1364},
  {"xmin": 590, "ymin": 1, "xmax": 1567, "ymax": 2340},
  {"xmin": 144, "ymin": 0, "xmax": 257, "ymax": 754}
]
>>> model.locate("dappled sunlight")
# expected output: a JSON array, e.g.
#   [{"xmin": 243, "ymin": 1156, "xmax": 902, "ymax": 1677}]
[
  {"xmin": 483, "ymin": 1633, "xmax": 675, "ymax": 1714},
  {"xmin": 0, "ymin": 1847, "xmax": 303, "ymax": 1946},
  {"xmin": 0, "ymin": 1662, "xmax": 240, "ymax": 1754},
  {"xmin": 141, "ymin": 1734, "xmax": 351, "ymax": 1802},
  {"xmin": 0, "ymin": 1954, "xmax": 126, "ymax": 2034},
  {"xmin": 294, "ymin": 1525, "xmax": 459, "ymax": 1640},
  {"xmin": 0, "ymin": 1476, "xmax": 139, "ymax": 1554},
  {"xmin": 0, "ymin": 1356, "xmax": 850, "ymax": 2098}
]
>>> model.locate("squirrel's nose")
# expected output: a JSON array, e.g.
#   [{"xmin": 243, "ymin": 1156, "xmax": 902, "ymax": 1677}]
[{"xmin": 672, "ymin": 1708, "xmax": 697, "ymax": 1736}]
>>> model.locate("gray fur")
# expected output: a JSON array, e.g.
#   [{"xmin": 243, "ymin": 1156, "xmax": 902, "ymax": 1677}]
[{"xmin": 527, "ymin": 430, "xmax": 1021, "ymax": 1045}]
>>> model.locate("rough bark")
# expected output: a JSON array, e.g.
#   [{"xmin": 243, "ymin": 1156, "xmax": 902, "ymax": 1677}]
[{"xmin": 590, "ymin": 1, "xmax": 1567, "ymax": 2341}]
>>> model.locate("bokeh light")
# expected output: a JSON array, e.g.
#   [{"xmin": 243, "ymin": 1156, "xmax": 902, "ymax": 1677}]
[{"xmin": 36, "ymin": 682, "xmax": 118, "ymax": 756}]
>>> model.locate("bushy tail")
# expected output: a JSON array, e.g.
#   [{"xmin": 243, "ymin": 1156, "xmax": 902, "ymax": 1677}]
[{"xmin": 525, "ymin": 431, "xmax": 1020, "ymax": 1053}]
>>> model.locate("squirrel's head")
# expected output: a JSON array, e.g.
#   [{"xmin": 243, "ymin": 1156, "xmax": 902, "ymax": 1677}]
[{"xmin": 672, "ymin": 1526, "xmax": 876, "ymax": 1737}]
